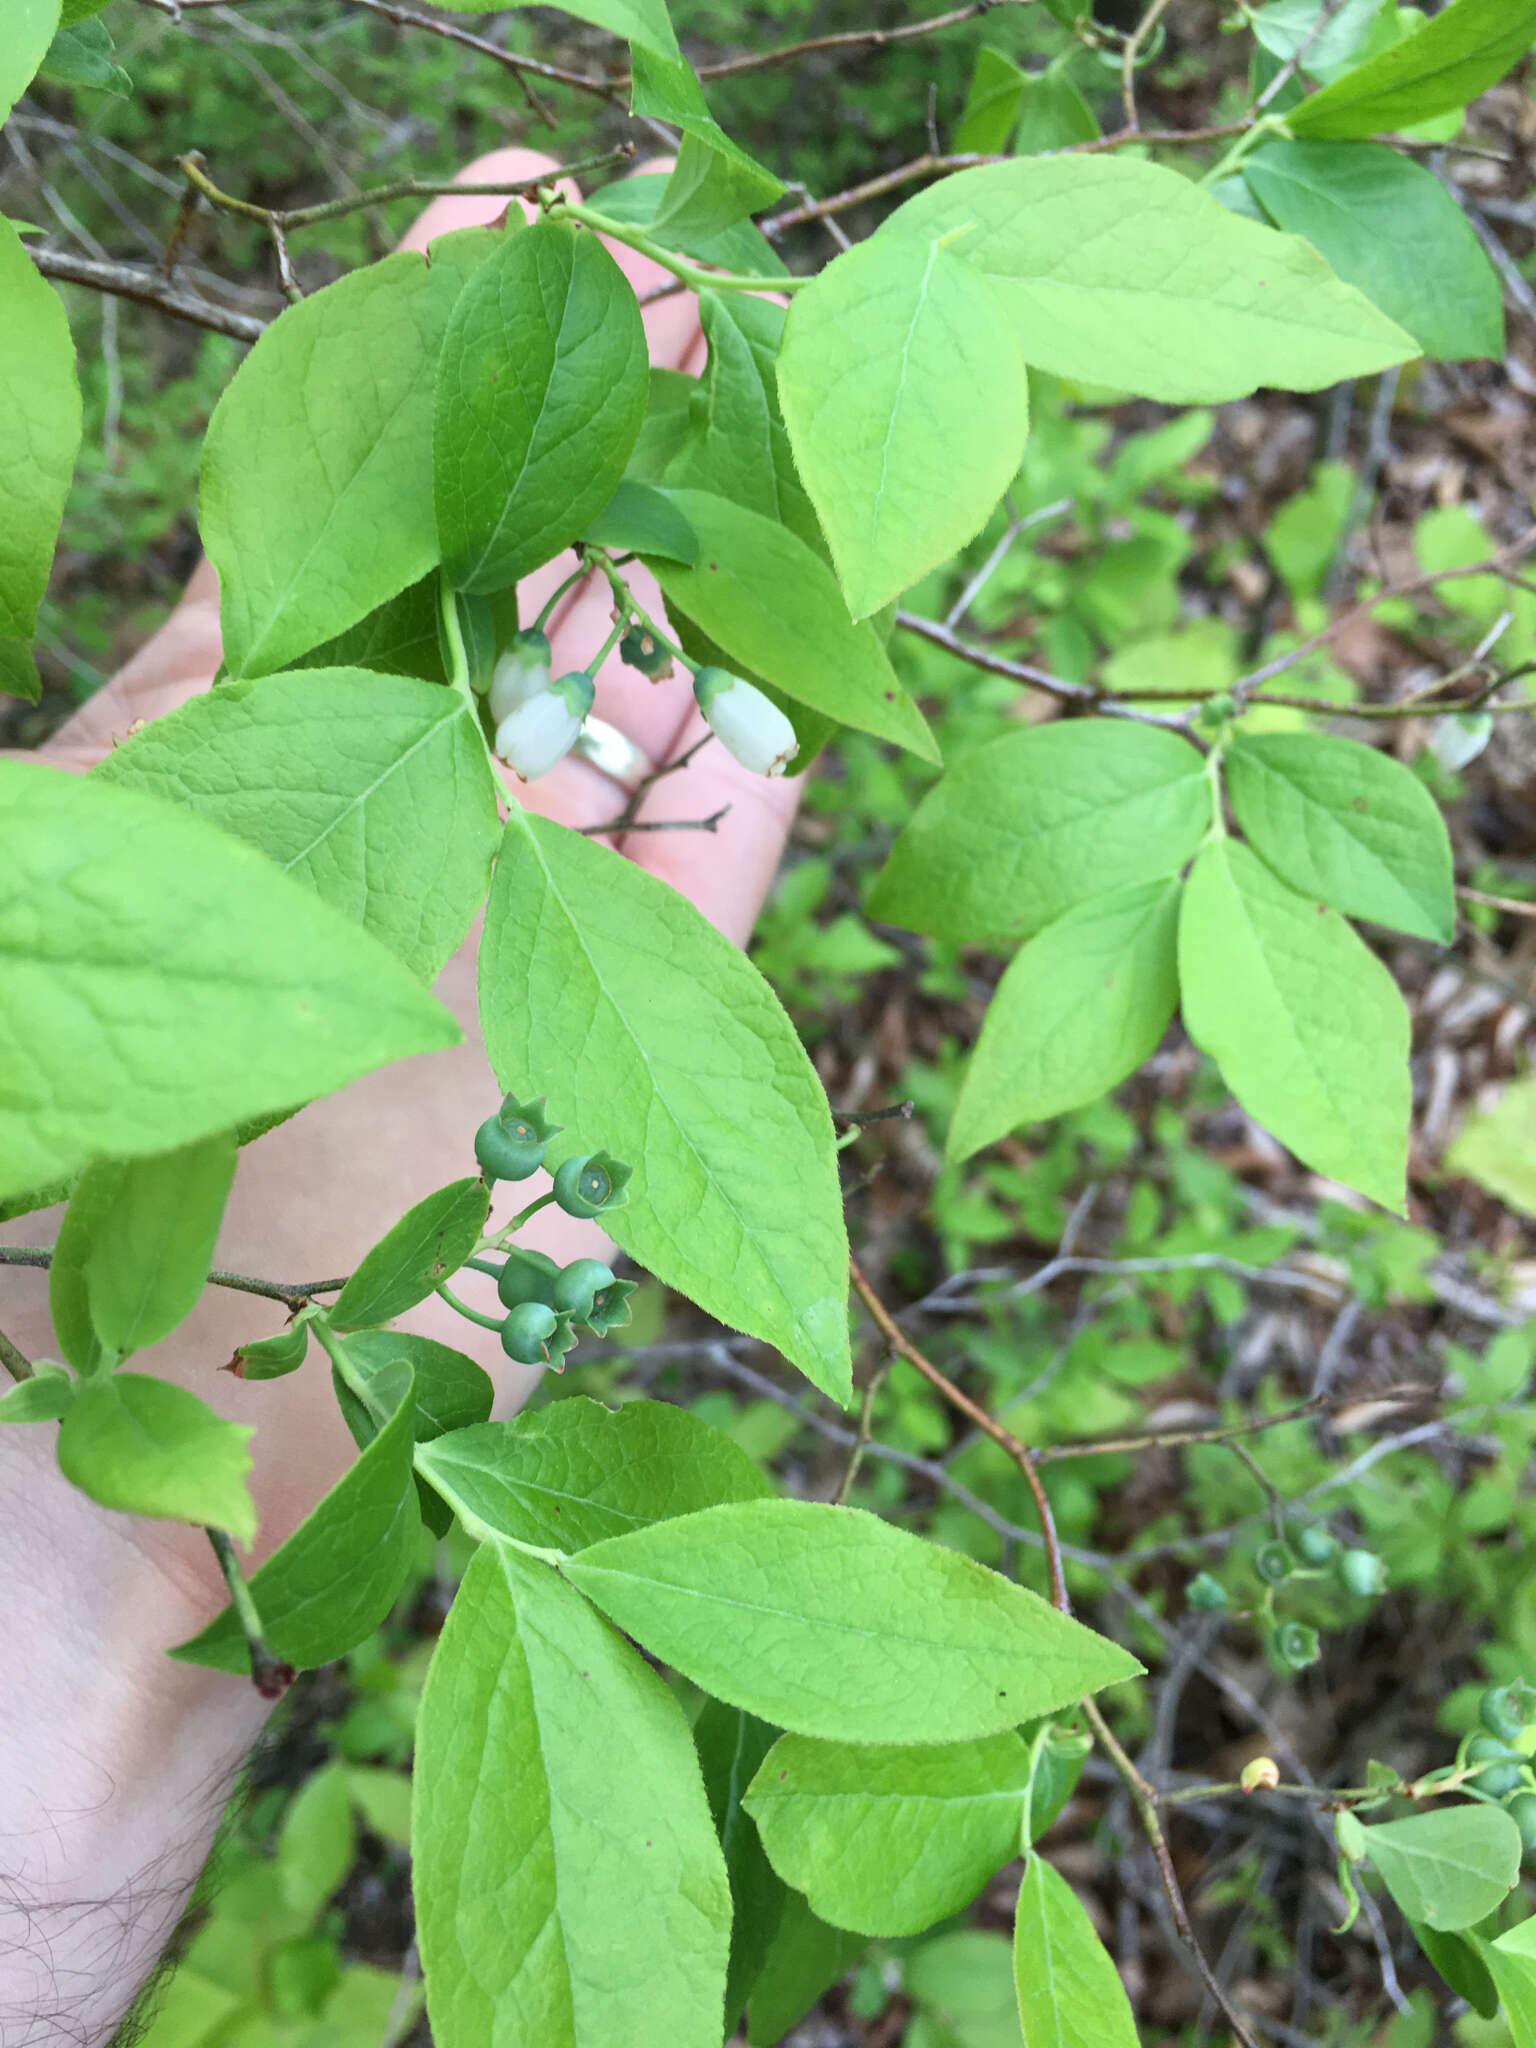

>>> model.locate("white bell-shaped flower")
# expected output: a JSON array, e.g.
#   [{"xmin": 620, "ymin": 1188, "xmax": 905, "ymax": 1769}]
[
  {"xmin": 693, "ymin": 666, "xmax": 798, "ymax": 777},
  {"xmin": 494, "ymin": 670, "xmax": 595, "ymax": 782},
  {"xmin": 488, "ymin": 629, "xmax": 553, "ymax": 725}
]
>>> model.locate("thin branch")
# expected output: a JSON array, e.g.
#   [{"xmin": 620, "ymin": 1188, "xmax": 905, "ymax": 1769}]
[
  {"xmin": 578, "ymin": 804, "xmax": 731, "ymax": 837},
  {"xmin": 0, "ymin": 1245, "xmax": 346, "ymax": 1305},
  {"xmin": 835, "ymin": 1366, "xmax": 888, "ymax": 1505},
  {"xmin": 849, "ymin": 1254, "xmax": 1068, "ymax": 1611},
  {"xmin": 29, "ymin": 245, "xmax": 267, "ymax": 341},
  {"xmin": 580, "ymin": 727, "xmax": 718, "ymax": 836},
  {"xmin": 697, "ymin": 0, "xmax": 1034, "ymax": 81},
  {"xmin": 0, "ymin": 1327, "xmax": 35, "ymax": 1385},
  {"xmin": 1081, "ymin": 1696, "xmax": 1263, "ymax": 2048},
  {"xmin": 1119, "ymin": 0, "xmax": 1176, "ymax": 130},
  {"xmin": 1458, "ymin": 885, "xmax": 1536, "ymax": 918},
  {"xmin": 206, "ymin": 1527, "xmax": 294, "ymax": 1699}
]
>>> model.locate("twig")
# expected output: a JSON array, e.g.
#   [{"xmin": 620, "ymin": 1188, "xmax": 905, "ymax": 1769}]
[
  {"xmin": 1458, "ymin": 885, "xmax": 1536, "ymax": 918},
  {"xmin": 29, "ymin": 246, "xmax": 267, "ymax": 341},
  {"xmin": 301, "ymin": 0, "xmax": 622, "ymax": 104},
  {"xmin": 698, "ymin": 0, "xmax": 1032, "ymax": 80},
  {"xmin": 0, "ymin": 1245, "xmax": 347, "ymax": 1305},
  {"xmin": 834, "ymin": 1102, "xmax": 915, "ymax": 1126},
  {"xmin": 1081, "ymin": 1695, "xmax": 1262, "ymax": 2048},
  {"xmin": 0, "ymin": 1327, "xmax": 35, "ymax": 1385},
  {"xmin": 835, "ymin": 1367, "xmax": 888, "ymax": 1505},
  {"xmin": 1252, "ymin": 0, "xmax": 1355, "ymax": 113},
  {"xmin": 578, "ymin": 804, "xmax": 730, "ymax": 837},
  {"xmin": 1119, "ymin": 0, "xmax": 1176, "ymax": 130},
  {"xmin": 205, "ymin": 1527, "xmax": 294, "ymax": 1699},
  {"xmin": 849, "ymin": 1254, "xmax": 1068, "ymax": 1611},
  {"xmin": 581, "ymin": 727, "xmax": 717, "ymax": 836}
]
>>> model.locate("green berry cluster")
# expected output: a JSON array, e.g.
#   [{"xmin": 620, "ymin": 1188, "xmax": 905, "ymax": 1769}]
[
  {"xmin": 1183, "ymin": 1522, "xmax": 1390, "ymax": 1677},
  {"xmin": 1460, "ymin": 1682, "xmax": 1536, "ymax": 1853},
  {"xmin": 495, "ymin": 1246, "xmax": 637, "ymax": 1365}
]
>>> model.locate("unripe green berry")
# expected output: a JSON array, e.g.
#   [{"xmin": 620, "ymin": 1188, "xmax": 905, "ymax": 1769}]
[
  {"xmin": 1481, "ymin": 1682, "xmax": 1536, "ymax": 1744},
  {"xmin": 552, "ymin": 1150, "xmax": 633, "ymax": 1220},
  {"xmin": 1294, "ymin": 1524, "xmax": 1339, "ymax": 1567},
  {"xmin": 552, "ymin": 1257, "xmax": 615, "ymax": 1321},
  {"xmin": 474, "ymin": 1115, "xmax": 546, "ymax": 1182},
  {"xmin": 501, "ymin": 1300, "xmax": 558, "ymax": 1364},
  {"xmin": 1270, "ymin": 1622, "xmax": 1320, "ymax": 1672},
  {"xmin": 1255, "ymin": 1540, "xmax": 1295, "ymax": 1585},
  {"xmin": 1465, "ymin": 1735, "xmax": 1526, "ymax": 1798},
  {"xmin": 1186, "ymin": 1572, "xmax": 1228, "ymax": 1612},
  {"xmin": 496, "ymin": 1247, "xmax": 562, "ymax": 1311},
  {"xmin": 586, "ymin": 1277, "xmax": 637, "ymax": 1337},
  {"xmin": 1338, "ymin": 1549, "xmax": 1388, "ymax": 1599}
]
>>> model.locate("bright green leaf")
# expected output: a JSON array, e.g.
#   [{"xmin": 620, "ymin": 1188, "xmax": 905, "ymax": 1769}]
[
  {"xmin": 580, "ymin": 478, "xmax": 698, "ymax": 562},
  {"xmin": 1243, "ymin": 140, "xmax": 1502, "ymax": 360},
  {"xmin": 289, "ymin": 572, "xmax": 447, "ymax": 684},
  {"xmin": 1412, "ymin": 1921, "xmax": 1501, "ymax": 2018},
  {"xmin": 0, "ymin": 1363, "xmax": 75, "ymax": 1424},
  {"xmin": 1287, "ymin": 0, "xmax": 1536, "ymax": 138},
  {"xmin": 331, "ymin": 1176, "xmax": 490, "ymax": 1330},
  {"xmin": 1361, "ymin": 1805, "xmax": 1522, "ymax": 1931},
  {"xmin": 67, "ymin": 1133, "xmax": 237, "ymax": 1363},
  {"xmin": 51, "ymin": 1155, "xmax": 128, "ymax": 1375},
  {"xmin": 1013, "ymin": 55, "xmax": 1100, "ymax": 155},
  {"xmin": 332, "ymin": 1327, "xmax": 494, "ymax": 1538},
  {"xmin": 1484, "ymin": 1918, "xmax": 1536, "ymax": 2047},
  {"xmin": 0, "ymin": 219, "xmax": 81, "ymax": 640},
  {"xmin": 954, "ymin": 45, "xmax": 1027, "ymax": 153},
  {"xmin": 880, "ymin": 158, "xmax": 1417, "ymax": 403},
  {"xmin": 278, "ymin": 1765, "xmax": 356, "ymax": 1918},
  {"xmin": 693, "ymin": 1698, "xmax": 785, "ymax": 2033},
  {"xmin": 433, "ymin": 0, "xmax": 680, "ymax": 62},
  {"xmin": 171, "ymin": 1363, "xmax": 418, "ymax": 1673},
  {"xmin": 435, "ymin": 219, "xmax": 647, "ymax": 594},
  {"xmin": 778, "ymin": 235, "xmax": 1030, "ymax": 619},
  {"xmin": 1179, "ymin": 839, "xmax": 1410, "ymax": 1211},
  {"xmin": 907, "ymin": 1929, "xmax": 1022, "ymax": 2048},
  {"xmin": 1250, "ymin": 0, "xmax": 1387, "ymax": 78},
  {"xmin": 39, "ymin": 17, "xmax": 130, "ymax": 93},
  {"xmin": 415, "ymin": 1394, "xmax": 772, "ymax": 1549},
  {"xmin": 649, "ymin": 490, "xmax": 937, "ymax": 760},
  {"xmin": 1226, "ymin": 731, "xmax": 1455, "ymax": 941},
  {"xmin": 666, "ymin": 293, "xmax": 821, "ymax": 555},
  {"xmin": 203, "ymin": 245, "xmax": 490, "ymax": 678},
  {"xmin": 1446, "ymin": 1076, "xmax": 1536, "ymax": 1219},
  {"xmin": 563, "ymin": 1500, "xmax": 1141, "ymax": 1744},
  {"xmin": 480, "ymin": 813, "xmax": 852, "ymax": 1400},
  {"xmin": 1013, "ymin": 1854, "xmax": 1139, "ymax": 2048},
  {"xmin": 94, "ymin": 669, "xmax": 502, "ymax": 982},
  {"xmin": 584, "ymin": 172, "xmax": 786, "ymax": 282},
  {"xmin": 949, "ymin": 878, "xmax": 1182, "ymax": 1164},
  {"xmin": 345, "ymin": 1765, "xmax": 413, "ymax": 1849},
  {"xmin": 869, "ymin": 722, "xmax": 1207, "ymax": 945},
  {"xmin": 630, "ymin": 47, "xmax": 783, "ymax": 241},
  {"xmin": 0, "ymin": 639, "xmax": 42, "ymax": 704},
  {"xmin": 746, "ymin": 1732, "xmax": 1034, "ymax": 1936},
  {"xmin": 414, "ymin": 1540, "xmax": 731, "ymax": 2048},
  {"xmin": 58, "ymin": 1374, "xmax": 256, "ymax": 1545},
  {"xmin": 1, "ymin": 0, "xmax": 60, "ymax": 124},
  {"xmin": 0, "ymin": 763, "xmax": 458, "ymax": 1205}
]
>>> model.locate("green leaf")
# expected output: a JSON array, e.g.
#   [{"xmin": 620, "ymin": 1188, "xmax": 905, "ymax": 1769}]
[
  {"xmin": 433, "ymin": 0, "xmax": 680, "ymax": 62},
  {"xmin": 745, "ymin": 1887, "xmax": 865, "ymax": 2048},
  {"xmin": 50, "ymin": 1155, "xmax": 127, "ymax": 1375},
  {"xmin": 948, "ymin": 878, "xmax": 1182, "ymax": 1164},
  {"xmin": 907, "ymin": 1929, "xmax": 1022, "ymax": 2048},
  {"xmin": 171, "ymin": 1361, "xmax": 419, "ymax": 1673},
  {"xmin": 1, "ymin": 0, "xmax": 60, "ymax": 123},
  {"xmin": 1360, "ymin": 1805, "xmax": 1522, "ymax": 1931},
  {"xmin": 648, "ymin": 490, "xmax": 938, "ymax": 760},
  {"xmin": 584, "ymin": 172, "xmax": 786, "ymax": 282},
  {"xmin": 435, "ymin": 219, "xmax": 647, "ymax": 595},
  {"xmin": 332, "ymin": 1327, "xmax": 494, "ymax": 1538},
  {"xmin": 580, "ymin": 478, "xmax": 698, "ymax": 562},
  {"xmin": 1410, "ymin": 1921, "xmax": 1500, "ymax": 2018},
  {"xmin": 778, "ymin": 235, "xmax": 1030, "ymax": 620},
  {"xmin": 64, "ymin": 1133, "xmax": 237, "ymax": 1363},
  {"xmin": 953, "ymin": 45, "xmax": 1027, "ymax": 153},
  {"xmin": 869, "ymin": 722, "xmax": 1207, "ymax": 945},
  {"xmin": 278, "ymin": 1764, "xmax": 356, "ymax": 1918},
  {"xmin": 414, "ymin": 1541, "xmax": 731, "ymax": 2048},
  {"xmin": 289, "ymin": 572, "xmax": 446, "ymax": 684},
  {"xmin": 1013, "ymin": 1854, "xmax": 1139, "ymax": 2048},
  {"xmin": 39, "ymin": 17, "xmax": 130, "ymax": 93},
  {"xmin": 1249, "ymin": 0, "xmax": 1385, "ymax": 78},
  {"xmin": 0, "ymin": 764, "xmax": 458, "ymax": 1205},
  {"xmin": 58, "ymin": 1374, "xmax": 256, "ymax": 1545},
  {"xmin": 94, "ymin": 669, "xmax": 501, "ymax": 981},
  {"xmin": 0, "ymin": 638, "xmax": 42, "ymax": 704},
  {"xmin": 480, "ymin": 813, "xmax": 853, "ymax": 1400},
  {"xmin": 693, "ymin": 1699, "xmax": 786, "ymax": 2033},
  {"xmin": 331, "ymin": 1176, "xmax": 490, "ymax": 1330},
  {"xmin": 1179, "ymin": 839, "xmax": 1410, "ymax": 1211},
  {"xmin": 630, "ymin": 47, "xmax": 783, "ymax": 241},
  {"xmin": 746, "ymin": 1732, "xmax": 1034, "ymax": 1937},
  {"xmin": 1242, "ymin": 140, "xmax": 1502, "ymax": 361},
  {"xmin": 1287, "ymin": 0, "xmax": 1536, "ymax": 138},
  {"xmin": 203, "ymin": 245, "xmax": 490, "ymax": 678},
  {"xmin": 0, "ymin": 220, "xmax": 81, "ymax": 640},
  {"xmin": 1446, "ymin": 1076, "xmax": 1536, "ymax": 1219},
  {"xmin": 232, "ymin": 1319, "xmax": 311, "ymax": 1381},
  {"xmin": 563, "ymin": 1500, "xmax": 1141, "ymax": 1744},
  {"xmin": 1484, "ymin": 1918, "xmax": 1536, "ymax": 2046},
  {"xmin": 879, "ymin": 158, "xmax": 1417, "ymax": 403},
  {"xmin": 1226, "ymin": 731, "xmax": 1455, "ymax": 941},
  {"xmin": 1013, "ymin": 54, "xmax": 1100, "ymax": 156},
  {"xmin": 415, "ymin": 1393, "xmax": 772, "ymax": 1549},
  {"xmin": 665, "ymin": 293, "xmax": 821, "ymax": 555},
  {"xmin": 0, "ymin": 1363, "xmax": 75, "ymax": 1425}
]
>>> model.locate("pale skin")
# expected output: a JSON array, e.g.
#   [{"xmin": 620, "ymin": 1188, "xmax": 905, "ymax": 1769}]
[{"xmin": 0, "ymin": 151, "xmax": 801, "ymax": 2043}]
